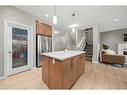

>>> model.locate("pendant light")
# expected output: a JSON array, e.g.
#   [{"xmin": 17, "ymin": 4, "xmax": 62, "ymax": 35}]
[
  {"xmin": 53, "ymin": 6, "xmax": 57, "ymax": 24},
  {"xmin": 72, "ymin": 27, "xmax": 76, "ymax": 32},
  {"xmin": 72, "ymin": 13, "xmax": 75, "ymax": 32}
]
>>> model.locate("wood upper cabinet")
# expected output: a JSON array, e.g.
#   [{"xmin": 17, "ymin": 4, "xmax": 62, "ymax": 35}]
[
  {"xmin": 42, "ymin": 56, "xmax": 50, "ymax": 87},
  {"xmin": 36, "ymin": 21, "xmax": 45, "ymax": 35},
  {"xmin": 39, "ymin": 23, "xmax": 45, "ymax": 35},
  {"xmin": 36, "ymin": 20, "xmax": 52, "ymax": 36},
  {"xmin": 49, "ymin": 59, "xmax": 62, "ymax": 89},
  {"xmin": 62, "ymin": 59, "xmax": 73, "ymax": 89},
  {"xmin": 44, "ymin": 25, "xmax": 52, "ymax": 37}
]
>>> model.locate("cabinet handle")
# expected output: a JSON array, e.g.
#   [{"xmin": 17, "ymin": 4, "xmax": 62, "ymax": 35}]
[
  {"xmin": 52, "ymin": 59, "xmax": 55, "ymax": 64},
  {"xmin": 9, "ymin": 51, "xmax": 12, "ymax": 53}
]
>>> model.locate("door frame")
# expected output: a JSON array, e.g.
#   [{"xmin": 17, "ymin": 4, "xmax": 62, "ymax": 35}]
[{"xmin": 4, "ymin": 19, "xmax": 34, "ymax": 78}]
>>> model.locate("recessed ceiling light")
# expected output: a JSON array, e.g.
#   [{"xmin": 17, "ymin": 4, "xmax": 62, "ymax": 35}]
[
  {"xmin": 54, "ymin": 31, "xmax": 59, "ymax": 34},
  {"xmin": 45, "ymin": 14, "xmax": 49, "ymax": 17},
  {"xmin": 114, "ymin": 19, "xmax": 118, "ymax": 22}
]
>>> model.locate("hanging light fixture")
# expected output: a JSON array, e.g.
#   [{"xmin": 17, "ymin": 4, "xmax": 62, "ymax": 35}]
[
  {"xmin": 72, "ymin": 13, "xmax": 76, "ymax": 32},
  {"xmin": 72, "ymin": 27, "xmax": 76, "ymax": 32},
  {"xmin": 53, "ymin": 6, "xmax": 57, "ymax": 24},
  {"xmin": 69, "ymin": 13, "xmax": 79, "ymax": 30}
]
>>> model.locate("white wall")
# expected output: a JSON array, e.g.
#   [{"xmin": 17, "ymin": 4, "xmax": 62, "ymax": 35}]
[
  {"xmin": 92, "ymin": 24, "xmax": 100, "ymax": 63},
  {"xmin": 0, "ymin": 6, "xmax": 36, "ymax": 77},
  {"xmin": 100, "ymin": 28, "xmax": 127, "ymax": 53},
  {"xmin": 53, "ymin": 31, "xmax": 76, "ymax": 51},
  {"xmin": 86, "ymin": 29, "xmax": 93, "ymax": 44},
  {"xmin": 77, "ymin": 29, "xmax": 84, "ymax": 45},
  {"xmin": 53, "ymin": 34, "xmax": 67, "ymax": 51},
  {"xmin": 0, "ymin": 13, "xmax": 4, "ymax": 77},
  {"xmin": 67, "ymin": 32, "xmax": 76, "ymax": 50}
]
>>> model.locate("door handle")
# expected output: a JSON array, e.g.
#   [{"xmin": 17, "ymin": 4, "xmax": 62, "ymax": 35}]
[{"xmin": 9, "ymin": 51, "xmax": 12, "ymax": 53}]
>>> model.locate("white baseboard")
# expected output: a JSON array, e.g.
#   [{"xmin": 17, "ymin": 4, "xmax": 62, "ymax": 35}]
[
  {"xmin": 31, "ymin": 67, "xmax": 37, "ymax": 70},
  {"xmin": 92, "ymin": 60, "xmax": 99, "ymax": 63},
  {"xmin": 0, "ymin": 76, "xmax": 5, "ymax": 80}
]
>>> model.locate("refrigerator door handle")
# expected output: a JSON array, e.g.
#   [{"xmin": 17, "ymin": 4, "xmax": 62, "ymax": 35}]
[{"xmin": 46, "ymin": 37, "xmax": 48, "ymax": 52}]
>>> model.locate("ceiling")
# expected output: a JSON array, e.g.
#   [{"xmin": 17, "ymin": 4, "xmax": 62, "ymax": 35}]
[{"xmin": 15, "ymin": 6, "xmax": 127, "ymax": 33}]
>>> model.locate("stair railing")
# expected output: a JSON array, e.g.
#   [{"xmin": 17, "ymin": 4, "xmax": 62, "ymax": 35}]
[
  {"xmin": 80, "ymin": 36, "xmax": 86, "ymax": 51},
  {"xmin": 77, "ymin": 33, "xmax": 87, "ymax": 51}
]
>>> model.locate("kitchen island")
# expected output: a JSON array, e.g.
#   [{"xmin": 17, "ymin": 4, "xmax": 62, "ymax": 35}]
[{"xmin": 41, "ymin": 51, "xmax": 85, "ymax": 89}]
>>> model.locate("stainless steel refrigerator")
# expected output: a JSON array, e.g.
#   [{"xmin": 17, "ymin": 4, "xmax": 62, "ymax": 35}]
[{"xmin": 36, "ymin": 35, "xmax": 52, "ymax": 67}]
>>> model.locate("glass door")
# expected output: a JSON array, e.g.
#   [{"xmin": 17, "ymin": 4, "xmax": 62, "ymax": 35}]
[
  {"xmin": 7, "ymin": 24, "xmax": 31, "ymax": 75},
  {"xmin": 12, "ymin": 27, "xmax": 28, "ymax": 68}
]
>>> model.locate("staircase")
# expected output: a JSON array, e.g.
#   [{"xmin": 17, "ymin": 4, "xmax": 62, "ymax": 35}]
[
  {"xmin": 67, "ymin": 27, "xmax": 93, "ymax": 61},
  {"xmin": 77, "ymin": 33, "xmax": 87, "ymax": 51},
  {"xmin": 84, "ymin": 44, "xmax": 93, "ymax": 61}
]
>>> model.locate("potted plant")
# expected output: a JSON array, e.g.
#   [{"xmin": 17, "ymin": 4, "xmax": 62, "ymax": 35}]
[{"xmin": 102, "ymin": 44, "xmax": 109, "ymax": 50}]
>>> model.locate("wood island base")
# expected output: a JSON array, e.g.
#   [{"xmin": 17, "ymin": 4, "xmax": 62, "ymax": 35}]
[{"xmin": 42, "ymin": 52, "xmax": 85, "ymax": 89}]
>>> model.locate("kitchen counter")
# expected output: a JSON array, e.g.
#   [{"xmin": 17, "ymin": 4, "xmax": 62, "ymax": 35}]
[
  {"xmin": 41, "ymin": 51, "xmax": 85, "ymax": 61},
  {"xmin": 42, "ymin": 50, "xmax": 86, "ymax": 89}
]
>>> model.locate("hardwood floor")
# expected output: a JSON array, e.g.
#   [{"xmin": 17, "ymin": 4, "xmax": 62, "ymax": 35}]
[
  {"xmin": 0, "ymin": 61, "xmax": 127, "ymax": 89},
  {"xmin": 0, "ymin": 68, "xmax": 48, "ymax": 89},
  {"xmin": 72, "ymin": 61, "xmax": 127, "ymax": 89}
]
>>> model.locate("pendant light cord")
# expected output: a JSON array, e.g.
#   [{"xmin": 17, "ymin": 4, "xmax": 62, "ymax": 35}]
[
  {"xmin": 53, "ymin": 6, "xmax": 57, "ymax": 24},
  {"xmin": 72, "ymin": 13, "xmax": 75, "ymax": 24},
  {"xmin": 54, "ymin": 6, "xmax": 56, "ymax": 16}
]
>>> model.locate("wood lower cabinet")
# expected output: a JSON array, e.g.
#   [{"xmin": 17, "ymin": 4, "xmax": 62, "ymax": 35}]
[
  {"xmin": 72, "ymin": 56, "xmax": 79, "ymax": 84},
  {"xmin": 63, "ymin": 59, "xmax": 73, "ymax": 89},
  {"xmin": 50, "ymin": 59, "xmax": 63, "ymax": 89},
  {"xmin": 42, "ymin": 56, "xmax": 50, "ymax": 87},
  {"xmin": 78, "ymin": 54, "xmax": 85, "ymax": 77},
  {"xmin": 42, "ymin": 54, "xmax": 85, "ymax": 89}
]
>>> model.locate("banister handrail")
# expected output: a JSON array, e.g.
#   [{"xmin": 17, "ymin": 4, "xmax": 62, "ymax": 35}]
[{"xmin": 77, "ymin": 33, "xmax": 87, "ymax": 51}]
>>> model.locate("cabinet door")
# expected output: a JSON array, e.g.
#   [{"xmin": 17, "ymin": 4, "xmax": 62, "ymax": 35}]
[
  {"xmin": 39, "ymin": 23, "xmax": 45, "ymax": 35},
  {"xmin": 42, "ymin": 56, "xmax": 50, "ymax": 87},
  {"xmin": 36, "ymin": 21, "xmax": 40, "ymax": 34},
  {"xmin": 62, "ymin": 59, "xmax": 73, "ymax": 89},
  {"xmin": 45, "ymin": 25, "xmax": 52, "ymax": 37},
  {"xmin": 81, "ymin": 54, "xmax": 85, "ymax": 73},
  {"xmin": 50, "ymin": 59, "xmax": 62, "ymax": 89},
  {"xmin": 36, "ymin": 21, "xmax": 45, "ymax": 35},
  {"xmin": 78, "ymin": 54, "xmax": 85, "ymax": 77},
  {"xmin": 72, "ymin": 56, "xmax": 79, "ymax": 84}
]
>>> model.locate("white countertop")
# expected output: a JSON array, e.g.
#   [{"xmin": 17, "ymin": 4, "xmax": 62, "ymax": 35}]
[{"xmin": 41, "ymin": 51, "xmax": 85, "ymax": 61}]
